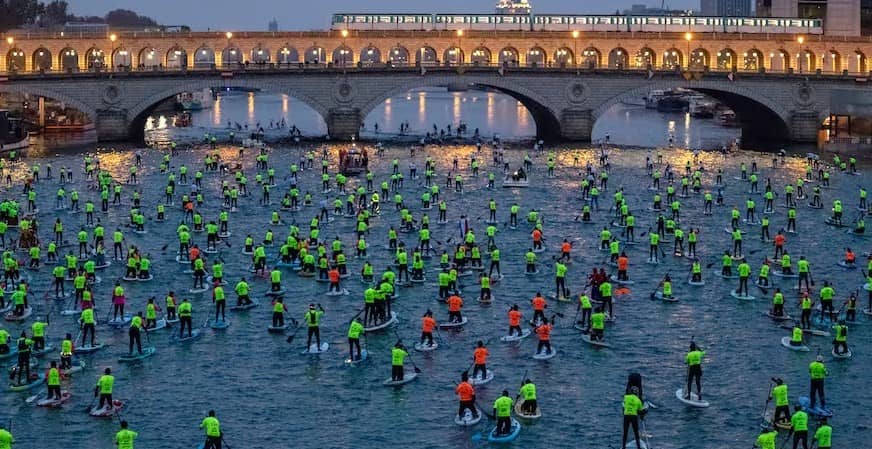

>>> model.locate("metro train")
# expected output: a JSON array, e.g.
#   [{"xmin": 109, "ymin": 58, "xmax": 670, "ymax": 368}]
[{"xmin": 331, "ymin": 13, "xmax": 823, "ymax": 35}]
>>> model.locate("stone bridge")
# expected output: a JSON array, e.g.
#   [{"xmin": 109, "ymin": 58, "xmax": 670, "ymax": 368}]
[{"xmin": 0, "ymin": 65, "xmax": 858, "ymax": 142}]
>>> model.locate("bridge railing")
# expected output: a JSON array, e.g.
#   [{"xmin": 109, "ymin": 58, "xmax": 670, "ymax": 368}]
[{"xmin": 0, "ymin": 61, "xmax": 869, "ymax": 79}]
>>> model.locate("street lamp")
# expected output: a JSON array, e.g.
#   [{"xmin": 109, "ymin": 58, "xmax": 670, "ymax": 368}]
[
  {"xmin": 341, "ymin": 29, "xmax": 348, "ymax": 38},
  {"xmin": 226, "ymin": 31, "xmax": 233, "ymax": 40},
  {"xmin": 456, "ymin": 29, "xmax": 464, "ymax": 65},
  {"xmin": 572, "ymin": 30, "xmax": 579, "ymax": 66},
  {"xmin": 6, "ymin": 37, "xmax": 13, "ymax": 46},
  {"xmin": 684, "ymin": 32, "xmax": 692, "ymax": 69},
  {"xmin": 797, "ymin": 36, "xmax": 804, "ymax": 73}
]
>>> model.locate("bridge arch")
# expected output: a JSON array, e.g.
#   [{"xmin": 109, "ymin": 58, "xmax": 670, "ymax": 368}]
[
  {"xmin": 332, "ymin": 45, "xmax": 353, "ymax": 65},
  {"xmin": 582, "ymin": 47, "xmax": 601, "ymax": 68},
  {"xmin": 798, "ymin": 48, "xmax": 816, "ymax": 72},
  {"xmin": 357, "ymin": 76, "xmax": 561, "ymax": 140},
  {"xmin": 85, "ymin": 47, "xmax": 105, "ymax": 69},
  {"xmin": 6, "ymin": 48, "xmax": 25, "ymax": 71},
  {"xmin": 360, "ymin": 46, "xmax": 381, "ymax": 65},
  {"xmin": 635, "ymin": 47, "xmax": 655, "ymax": 68},
  {"xmin": 498, "ymin": 47, "xmax": 519, "ymax": 66},
  {"xmin": 166, "ymin": 47, "xmax": 186, "ymax": 68},
  {"xmin": 304, "ymin": 46, "xmax": 325, "ymax": 64},
  {"xmin": 769, "ymin": 48, "xmax": 790, "ymax": 71},
  {"xmin": 60, "ymin": 48, "xmax": 78, "ymax": 71},
  {"xmin": 0, "ymin": 84, "xmax": 97, "ymax": 124},
  {"xmin": 139, "ymin": 47, "xmax": 159, "ymax": 67},
  {"xmin": 251, "ymin": 46, "xmax": 271, "ymax": 64},
  {"xmin": 717, "ymin": 48, "xmax": 736, "ymax": 70},
  {"xmin": 194, "ymin": 46, "xmax": 215, "ymax": 68},
  {"xmin": 823, "ymin": 49, "xmax": 841, "ymax": 73},
  {"xmin": 31, "ymin": 47, "xmax": 52, "ymax": 71},
  {"xmin": 222, "ymin": 46, "xmax": 242, "ymax": 66},
  {"xmin": 744, "ymin": 49, "xmax": 764, "ymax": 71},
  {"xmin": 444, "ymin": 47, "xmax": 463, "ymax": 65},
  {"xmin": 526, "ymin": 46, "xmax": 546, "ymax": 66},
  {"xmin": 662, "ymin": 48, "xmax": 682, "ymax": 69},
  {"xmin": 608, "ymin": 47, "xmax": 628, "ymax": 68},
  {"xmin": 126, "ymin": 78, "xmax": 330, "ymax": 141},
  {"xmin": 592, "ymin": 81, "xmax": 791, "ymax": 142},
  {"xmin": 277, "ymin": 46, "xmax": 299, "ymax": 64},
  {"xmin": 554, "ymin": 47, "xmax": 573, "ymax": 66},
  {"xmin": 415, "ymin": 46, "xmax": 437, "ymax": 65},
  {"xmin": 388, "ymin": 46, "xmax": 409, "ymax": 66},
  {"xmin": 112, "ymin": 47, "xmax": 132, "ymax": 68},
  {"xmin": 851, "ymin": 50, "xmax": 867, "ymax": 73},
  {"xmin": 470, "ymin": 46, "xmax": 491, "ymax": 65},
  {"xmin": 690, "ymin": 48, "xmax": 709, "ymax": 70}
]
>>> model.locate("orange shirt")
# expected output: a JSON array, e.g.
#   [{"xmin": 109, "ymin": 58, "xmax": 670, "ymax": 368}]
[
  {"xmin": 455, "ymin": 381, "xmax": 475, "ymax": 401},
  {"xmin": 774, "ymin": 235, "xmax": 785, "ymax": 246},
  {"xmin": 189, "ymin": 247, "xmax": 200, "ymax": 261},
  {"xmin": 328, "ymin": 269, "xmax": 340, "ymax": 282},
  {"xmin": 561, "ymin": 242, "xmax": 571, "ymax": 253},
  {"xmin": 532, "ymin": 296, "xmax": 546, "ymax": 311},
  {"xmin": 422, "ymin": 316, "xmax": 436, "ymax": 333},
  {"xmin": 535, "ymin": 324, "xmax": 552, "ymax": 340},
  {"xmin": 447, "ymin": 295, "xmax": 463, "ymax": 312},
  {"xmin": 508, "ymin": 310, "xmax": 522, "ymax": 326},
  {"xmin": 474, "ymin": 347, "xmax": 489, "ymax": 364},
  {"xmin": 846, "ymin": 251, "xmax": 855, "ymax": 263},
  {"xmin": 532, "ymin": 229, "xmax": 542, "ymax": 242},
  {"xmin": 617, "ymin": 256, "xmax": 629, "ymax": 270}
]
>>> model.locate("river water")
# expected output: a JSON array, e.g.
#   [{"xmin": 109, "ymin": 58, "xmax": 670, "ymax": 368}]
[{"xmin": 2, "ymin": 90, "xmax": 867, "ymax": 449}]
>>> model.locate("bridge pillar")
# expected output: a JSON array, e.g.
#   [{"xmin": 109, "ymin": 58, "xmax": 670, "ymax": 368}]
[
  {"xmin": 95, "ymin": 109, "xmax": 130, "ymax": 142},
  {"xmin": 788, "ymin": 110, "xmax": 821, "ymax": 143},
  {"xmin": 559, "ymin": 109, "xmax": 593, "ymax": 141},
  {"xmin": 326, "ymin": 108, "xmax": 361, "ymax": 140}
]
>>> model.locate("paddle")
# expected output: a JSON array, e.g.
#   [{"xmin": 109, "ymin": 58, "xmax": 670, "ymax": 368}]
[
  {"xmin": 760, "ymin": 382, "xmax": 774, "ymax": 428},
  {"xmin": 285, "ymin": 320, "xmax": 304, "ymax": 344}
]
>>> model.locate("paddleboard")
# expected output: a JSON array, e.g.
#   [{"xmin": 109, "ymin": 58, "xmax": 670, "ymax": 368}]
[
  {"xmin": 688, "ymin": 280, "xmax": 705, "ymax": 286},
  {"xmin": 267, "ymin": 324, "xmax": 290, "ymax": 334},
  {"xmin": 4, "ymin": 307, "xmax": 32, "ymax": 322},
  {"xmin": 9, "ymin": 373, "xmax": 44, "ymax": 391},
  {"xmin": 440, "ymin": 317, "xmax": 468, "ymax": 328},
  {"xmin": 210, "ymin": 319, "xmax": 231, "ymax": 329},
  {"xmin": 118, "ymin": 346, "xmax": 156, "ymax": 362},
  {"xmin": 675, "ymin": 388, "xmax": 710, "ymax": 407},
  {"xmin": 325, "ymin": 288, "xmax": 350, "ymax": 296},
  {"xmin": 780, "ymin": 336, "xmax": 809, "ymax": 351},
  {"xmin": 36, "ymin": 390, "xmax": 71, "ymax": 407},
  {"xmin": 836, "ymin": 261, "xmax": 857, "ymax": 269},
  {"xmin": 229, "ymin": 301, "xmax": 258, "ymax": 311},
  {"xmin": 176, "ymin": 329, "xmax": 202, "ymax": 342},
  {"xmin": 106, "ymin": 315, "xmax": 132, "ymax": 327},
  {"xmin": 832, "ymin": 347, "xmax": 853, "ymax": 359},
  {"xmin": 500, "ymin": 329, "xmax": 531, "ymax": 342},
  {"xmin": 455, "ymin": 408, "xmax": 483, "ymax": 426},
  {"xmin": 582, "ymin": 334, "xmax": 612, "ymax": 348},
  {"xmin": 301, "ymin": 342, "xmax": 329, "ymax": 354},
  {"xmin": 365, "ymin": 312, "xmax": 397, "ymax": 332},
  {"xmin": 654, "ymin": 291, "xmax": 679, "ymax": 303},
  {"xmin": 798, "ymin": 396, "xmax": 833, "ymax": 417},
  {"xmin": 74, "ymin": 343, "xmax": 106, "ymax": 354},
  {"xmin": 532, "ymin": 347, "xmax": 557, "ymax": 360},
  {"xmin": 730, "ymin": 290, "xmax": 756, "ymax": 301},
  {"xmin": 146, "ymin": 319, "xmax": 167, "ymax": 331},
  {"xmin": 609, "ymin": 275, "xmax": 635, "ymax": 285},
  {"xmin": 764, "ymin": 311, "xmax": 792, "ymax": 321},
  {"xmin": 470, "ymin": 370, "xmax": 495, "ymax": 386},
  {"xmin": 382, "ymin": 372, "xmax": 418, "ymax": 386},
  {"xmin": 487, "ymin": 418, "xmax": 521, "ymax": 443},
  {"xmin": 89, "ymin": 400, "xmax": 124, "ymax": 417},
  {"xmin": 61, "ymin": 360, "xmax": 86, "ymax": 376},
  {"xmin": 514, "ymin": 398, "xmax": 542, "ymax": 420},
  {"xmin": 414, "ymin": 341, "xmax": 438, "ymax": 352},
  {"xmin": 773, "ymin": 270, "xmax": 798, "ymax": 278}
]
